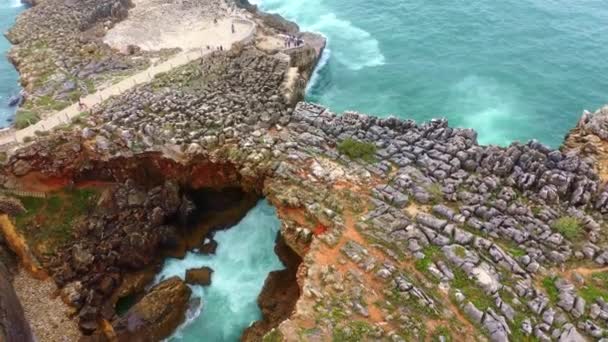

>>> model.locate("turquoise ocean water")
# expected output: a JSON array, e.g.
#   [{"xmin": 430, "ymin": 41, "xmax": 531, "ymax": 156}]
[
  {"xmin": 0, "ymin": 0, "xmax": 24, "ymax": 126},
  {"xmin": 254, "ymin": 0, "xmax": 608, "ymax": 147},
  {"xmin": 3, "ymin": 1, "xmax": 608, "ymax": 340},
  {"xmin": 158, "ymin": 200, "xmax": 285, "ymax": 341}
]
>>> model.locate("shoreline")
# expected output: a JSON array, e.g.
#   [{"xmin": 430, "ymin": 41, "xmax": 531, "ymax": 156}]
[
  {"xmin": 242, "ymin": 0, "xmax": 332, "ymax": 97},
  {"xmin": 1, "ymin": 0, "xmax": 608, "ymax": 341},
  {"xmin": 0, "ymin": 1, "xmax": 26, "ymax": 128},
  {"xmin": 0, "ymin": 1, "xmax": 328, "ymax": 340}
]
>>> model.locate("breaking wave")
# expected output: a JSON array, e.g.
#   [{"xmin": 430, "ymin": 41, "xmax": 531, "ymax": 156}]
[{"xmin": 255, "ymin": 0, "xmax": 385, "ymax": 71}]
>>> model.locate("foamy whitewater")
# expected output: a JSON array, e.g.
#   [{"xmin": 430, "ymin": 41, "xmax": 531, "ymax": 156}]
[
  {"xmin": 157, "ymin": 200, "xmax": 284, "ymax": 342},
  {"xmin": 0, "ymin": 0, "xmax": 25, "ymax": 127},
  {"xmin": 255, "ymin": 0, "xmax": 608, "ymax": 147}
]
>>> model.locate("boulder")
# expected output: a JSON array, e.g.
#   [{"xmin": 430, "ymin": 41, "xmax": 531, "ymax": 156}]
[
  {"xmin": 185, "ymin": 267, "xmax": 213, "ymax": 286},
  {"xmin": 200, "ymin": 238, "xmax": 218, "ymax": 255},
  {"xmin": 113, "ymin": 277, "xmax": 191, "ymax": 342}
]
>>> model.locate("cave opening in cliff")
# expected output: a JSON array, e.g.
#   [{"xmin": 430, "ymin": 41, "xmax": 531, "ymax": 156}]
[
  {"xmin": 6, "ymin": 156, "xmax": 303, "ymax": 340},
  {"xmin": 150, "ymin": 185, "xmax": 302, "ymax": 341}
]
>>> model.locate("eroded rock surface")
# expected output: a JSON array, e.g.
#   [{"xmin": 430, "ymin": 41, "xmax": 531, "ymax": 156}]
[
  {"xmin": 3, "ymin": 0, "xmax": 608, "ymax": 341},
  {"xmin": 112, "ymin": 276, "xmax": 191, "ymax": 341},
  {"xmin": 185, "ymin": 267, "xmax": 213, "ymax": 286}
]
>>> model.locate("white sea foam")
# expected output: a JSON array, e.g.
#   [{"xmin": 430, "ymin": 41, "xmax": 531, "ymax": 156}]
[
  {"xmin": 310, "ymin": 13, "xmax": 385, "ymax": 70},
  {"xmin": 156, "ymin": 200, "xmax": 284, "ymax": 341},
  {"xmin": 9, "ymin": 0, "xmax": 23, "ymax": 8},
  {"xmin": 306, "ymin": 45, "xmax": 330, "ymax": 93},
  {"xmin": 163, "ymin": 285, "xmax": 204, "ymax": 341},
  {"xmin": 450, "ymin": 75, "xmax": 521, "ymax": 146},
  {"xmin": 257, "ymin": 0, "xmax": 385, "ymax": 71}
]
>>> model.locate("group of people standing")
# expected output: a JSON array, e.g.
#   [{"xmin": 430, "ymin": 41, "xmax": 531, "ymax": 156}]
[{"xmin": 284, "ymin": 35, "xmax": 304, "ymax": 48}]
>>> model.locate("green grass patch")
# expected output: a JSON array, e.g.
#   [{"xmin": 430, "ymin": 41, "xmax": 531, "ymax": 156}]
[
  {"xmin": 360, "ymin": 232, "xmax": 406, "ymax": 261},
  {"xmin": 425, "ymin": 183, "xmax": 444, "ymax": 204},
  {"xmin": 541, "ymin": 276, "xmax": 559, "ymax": 305},
  {"xmin": 262, "ymin": 329, "xmax": 283, "ymax": 342},
  {"xmin": 14, "ymin": 110, "xmax": 40, "ymax": 129},
  {"xmin": 388, "ymin": 286, "xmax": 439, "ymax": 318},
  {"xmin": 499, "ymin": 240, "xmax": 527, "ymax": 258},
  {"xmin": 578, "ymin": 272, "xmax": 608, "ymax": 303},
  {"xmin": 13, "ymin": 188, "xmax": 100, "ymax": 256},
  {"xmin": 552, "ymin": 216, "xmax": 582, "ymax": 240},
  {"xmin": 337, "ymin": 138, "xmax": 377, "ymax": 163},
  {"xmin": 84, "ymin": 79, "xmax": 96, "ymax": 94},
  {"xmin": 415, "ymin": 245, "xmax": 442, "ymax": 273},
  {"xmin": 70, "ymin": 111, "xmax": 90, "ymax": 126},
  {"xmin": 431, "ymin": 326, "xmax": 452, "ymax": 342},
  {"xmin": 506, "ymin": 246, "xmax": 527, "ymax": 258},
  {"xmin": 451, "ymin": 268, "xmax": 495, "ymax": 311},
  {"xmin": 510, "ymin": 314, "xmax": 540, "ymax": 342},
  {"xmin": 454, "ymin": 245, "xmax": 467, "ymax": 258},
  {"xmin": 332, "ymin": 321, "xmax": 373, "ymax": 342},
  {"xmin": 34, "ymin": 95, "xmax": 68, "ymax": 111}
]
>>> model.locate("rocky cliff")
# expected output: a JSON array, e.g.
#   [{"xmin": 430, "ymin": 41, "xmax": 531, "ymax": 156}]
[{"xmin": 2, "ymin": 0, "xmax": 608, "ymax": 341}]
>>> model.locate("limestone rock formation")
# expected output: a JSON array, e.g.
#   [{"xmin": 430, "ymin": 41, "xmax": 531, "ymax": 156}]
[
  {"xmin": 112, "ymin": 277, "xmax": 191, "ymax": 342},
  {"xmin": 243, "ymin": 234, "xmax": 301, "ymax": 341},
  {"xmin": 4, "ymin": 0, "xmax": 608, "ymax": 340},
  {"xmin": 0, "ymin": 196, "xmax": 25, "ymax": 216}
]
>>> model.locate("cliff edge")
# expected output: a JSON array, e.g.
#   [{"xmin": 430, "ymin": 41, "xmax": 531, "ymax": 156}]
[{"xmin": 1, "ymin": 0, "xmax": 607, "ymax": 341}]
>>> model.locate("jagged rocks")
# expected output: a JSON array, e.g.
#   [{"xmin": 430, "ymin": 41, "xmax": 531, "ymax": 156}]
[
  {"xmin": 200, "ymin": 238, "xmax": 218, "ymax": 255},
  {"xmin": 3, "ymin": 4, "xmax": 608, "ymax": 338},
  {"xmin": 558, "ymin": 323, "xmax": 586, "ymax": 342},
  {"xmin": 0, "ymin": 196, "xmax": 26, "ymax": 216},
  {"xmin": 112, "ymin": 277, "xmax": 192, "ymax": 341}
]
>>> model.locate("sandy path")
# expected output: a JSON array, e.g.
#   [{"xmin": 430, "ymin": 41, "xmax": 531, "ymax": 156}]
[
  {"xmin": 104, "ymin": 0, "xmax": 237, "ymax": 52},
  {"xmin": 13, "ymin": 269, "xmax": 82, "ymax": 341},
  {"xmin": 0, "ymin": 17, "xmax": 255, "ymax": 147},
  {"xmin": 107, "ymin": 17, "xmax": 251, "ymax": 52}
]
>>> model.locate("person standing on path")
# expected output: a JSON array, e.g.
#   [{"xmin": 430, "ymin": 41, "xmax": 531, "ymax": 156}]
[{"xmin": 231, "ymin": 23, "xmax": 235, "ymax": 34}]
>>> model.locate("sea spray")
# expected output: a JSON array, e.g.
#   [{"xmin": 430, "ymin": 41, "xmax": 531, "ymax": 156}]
[
  {"xmin": 446, "ymin": 75, "xmax": 525, "ymax": 146},
  {"xmin": 305, "ymin": 45, "xmax": 330, "ymax": 94},
  {"xmin": 249, "ymin": 0, "xmax": 608, "ymax": 148},
  {"xmin": 255, "ymin": 0, "xmax": 385, "ymax": 88},
  {"xmin": 157, "ymin": 200, "xmax": 284, "ymax": 342}
]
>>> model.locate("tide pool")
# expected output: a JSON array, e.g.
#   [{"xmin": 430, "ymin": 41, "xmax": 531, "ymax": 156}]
[
  {"xmin": 254, "ymin": 0, "xmax": 608, "ymax": 147},
  {"xmin": 0, "ymin": 0, "xmax": 24, "ymax": 127},
  {"xmin": 156, "ymin": 200, "xmax": 284, "ymax": 342}
]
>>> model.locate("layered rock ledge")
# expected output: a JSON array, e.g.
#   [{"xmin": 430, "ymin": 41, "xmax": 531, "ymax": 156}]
[{"xmin": 2, "ymin": 0, "xmax": 608, "ymax": 341}]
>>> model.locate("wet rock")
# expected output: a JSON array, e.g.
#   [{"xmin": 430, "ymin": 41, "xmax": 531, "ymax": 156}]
[
  {"xmin": 200, "ymin": 238, "xmax": 218, "ymax": 255},
  {"xmin": 113, "ymin": 277, "xmax": 192, "ymax": 341},
  {"xmin": 185, "ymin": 267, "xmax": 213, "ymax": 286}
]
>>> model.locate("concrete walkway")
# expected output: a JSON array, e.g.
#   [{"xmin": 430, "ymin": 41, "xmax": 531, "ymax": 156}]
[{"xmin": 0, "ymin": 17, "xmax": 255, "ymax": 147}]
